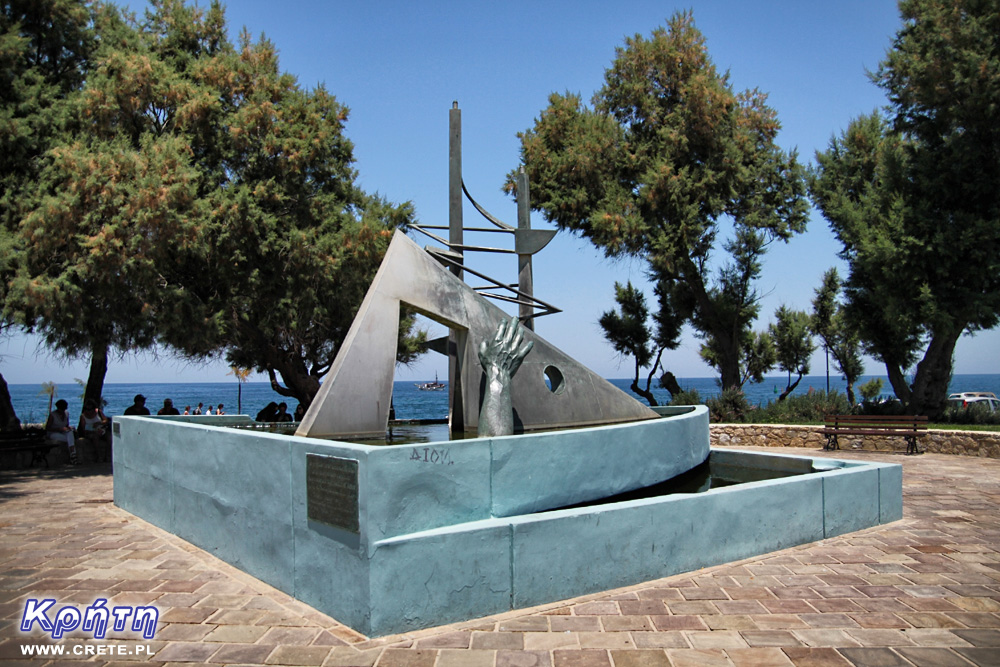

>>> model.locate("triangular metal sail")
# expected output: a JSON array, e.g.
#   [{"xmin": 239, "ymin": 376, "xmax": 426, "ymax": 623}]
[{"xmin": 296, "ymin": 231, "xmax": 658, "ymax": 439}]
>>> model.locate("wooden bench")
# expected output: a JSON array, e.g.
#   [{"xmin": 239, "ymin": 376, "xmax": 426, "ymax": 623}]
[
  {"xmin": 819, "ymin": 415, "xmax": 928, "ymax": 455},
  {"xmin": 0, "ymin": 428, "xmax": 58, "ymax": 468}
]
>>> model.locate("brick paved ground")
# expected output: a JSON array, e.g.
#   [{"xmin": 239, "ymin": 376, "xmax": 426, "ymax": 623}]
[{"xmin": 1, "ymin": 446, "xmax": 998, "ymax": 666}]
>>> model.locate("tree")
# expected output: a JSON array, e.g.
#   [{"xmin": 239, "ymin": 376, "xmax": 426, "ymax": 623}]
[
  {"xmin": 811, "ymin": 268, "xmax": 864, "ymax": 406},
  {"xmin": 770, "ymin": 306, "xmax": 815, "ymax": 401},
  {"xmin": 228, "ymin": 366, "xmax": 251, "ymax": 414},
  {"xmin": 813, "ymin": 1, "xmax": 1000, "ymax": 417},
  {"xmin": 810, "ymin": 114, "xmax": 921, "ymax": 405},
  {"xmin": 156, "ymin": 24, "xmax": 419, "ymax": 406},
  {"xmin": 701, "ymin": 328, "xmax": 776, "ymax": 389},
  {"xmin": 509, "ymin": 12, "xmax": 808, "ymax": 390},
  {"xmin": 8, "ymin": 0, "xmax": 422, "ymax": 409},
  {"xmin": 1, "ymin": 0, "xmax": 96, "ymax": 231},
  {"xmin": 874, "ymin": 0, "xmax": 1000, "ymax": 416},
  {"xmin": 1, "ymin": 0, "xmax": 96, "ymax": 425},
  {"xmin": 598, "ymin": 280, "xmax": 685, "ymax": 406}
]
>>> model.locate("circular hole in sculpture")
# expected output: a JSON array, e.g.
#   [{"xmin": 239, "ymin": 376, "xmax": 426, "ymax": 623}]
[{"xmin": 543, "ymin": 365, "xmax": 566, "ymax": 394}]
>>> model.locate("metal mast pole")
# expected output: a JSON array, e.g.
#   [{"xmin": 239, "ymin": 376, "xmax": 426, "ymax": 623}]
[
  {"xmin": 448, "ymin": 102, "xmax": 465, "ymax": 432},
  {"xmin": 516, "ymin": 167, "xmax": 534, "ymax": 331}
]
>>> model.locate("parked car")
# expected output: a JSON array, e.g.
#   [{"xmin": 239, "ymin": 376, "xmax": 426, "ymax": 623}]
[{"xmin": 947, "ymin": 392, "xmax": 999, "ymax": 412}]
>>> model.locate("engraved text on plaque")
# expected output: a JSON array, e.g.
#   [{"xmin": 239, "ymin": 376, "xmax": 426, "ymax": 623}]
[{"xmin": 306, "ymin": 454, "xmax": 360, "ymax": 534}]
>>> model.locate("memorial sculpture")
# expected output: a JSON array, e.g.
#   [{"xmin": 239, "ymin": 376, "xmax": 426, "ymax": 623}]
[
  {"xmin": 110, "ymin": 104, "xmax": 904, "ymax": 638},
  {"xmin": 477, "ymin": 316, "xmax": 534, "ymax": 437},
  {"xmin": 294, "ymin": 231, "xmax": 659, "ymax": 439}
]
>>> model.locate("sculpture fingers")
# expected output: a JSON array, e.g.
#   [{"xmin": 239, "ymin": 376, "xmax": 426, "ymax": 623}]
[{"xmin": 507, "ymin": 340, "xmax": 534, "ymax": 377}]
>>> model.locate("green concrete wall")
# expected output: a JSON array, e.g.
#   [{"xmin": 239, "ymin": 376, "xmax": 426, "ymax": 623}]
[{"xmin": 112, "ymin": 409, "xmax": 901, "ymax": 637}]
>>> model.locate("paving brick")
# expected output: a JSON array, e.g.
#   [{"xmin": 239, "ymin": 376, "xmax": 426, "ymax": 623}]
[
  {"xmin": 153, "ymin": 640, "xmax": 221, "ymax": 662},
  {"xmin": 471, "ymin": 631, "xmax": 525, "ymax": 650},
  {"xmin": 524, "ymin": 631, "xmax": 580, "ymax": 651},
  {"xmin": 323, "ymin": 646, "xmax": 383, "ymax": 666},
  {"xmin": 414, "ymin": 630, "xmax": 472, "ymax": 648},
  {"xmin": 688, "ymin": 631, "xmax": 748, "ymax": 650},
  {"xmin": 953, "ymin": 647, "xmax": 1000, "ymax": 667},
  {"xmin": 441, "ymin": 648, "xmax": 497, "ymax": 667},
  {"xmin": 617, "ymin": 600, "xmax": 667, "ymax": 616},
  {"xmin": 725, "ymin": 647, "xmax": 794, "ymax": 666},
  {"xmin": 630, "ymin": 631, "xmax": 689, "ymax": 649},
  {"xmin": 374, "ymin": 648, "xmax": 439, "ymax": 667},
  {"xmin": 781, "ymin": 647, "xmax": 853, "ymax": 666},
  {"xmin": 206, "ymin": 642, "xmax": 275, "ymax": 664},
  {"xmin": 665, "ymin": 648, "xmax": 733, "ymax": 667},
  {"xmin": 550, "ymin": 616, "xmax": 602, "ymax": 632},
  {"xmin": 895, "ymin": 647, "xmax": 978, "ymax": 667},
  {"xmin": 552, "ymin": 648, "xmax": 612, "ymax": 667},
  {"xmin": 741, "ymin": 629, "xmax": 804, "ymax": 647},
  {"xmin": 600, "ymin": 615, "xmax": 652, "ymax": 632},
  {"xmin": 649, "ymin": 615, "xmax": 708, "ymax": 631},
  {"xmin": 4, "ymin": 448, "xmax": 1000, "ymax": 667},
  {"xmin": 838, "ymin": 647, "xmax": 911, "ymax": 665},
  {"xmin": 950, "ymin": 628, "xmax": 1000, "ymax": 646},
  {"xmin": 608, "ymin": 649, "xmax": 670, "ymax": 667},
  {"xmin": 705, "ymin": 614, "xmax": 760, "ymax": 631},
  {"xmin": 265, "ymin": 644, "xmax": 332, "ymax": 665}
]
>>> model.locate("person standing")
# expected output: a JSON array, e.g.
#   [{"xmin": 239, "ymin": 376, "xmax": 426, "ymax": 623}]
[
  {"xmin": 78, "ymin": 399, "xmax": 110, "ymax": 463},
  {"xmin": 157, "ymin": 399, "xmax": 180, "ymax": 416},
  {"xmin": 46, "ymin": 399, "xmax": 78, "ymax": 465},
  {"xmin": 193, "ymin": 403, "xmax": 204, "ymax": 415},
  {"xmin": 216, "ymin": 404, "xmax": 225, "ymax": 415},
  {"xmin": 123, "ymin": 395, "xmax": 150, "ymax": 416}
]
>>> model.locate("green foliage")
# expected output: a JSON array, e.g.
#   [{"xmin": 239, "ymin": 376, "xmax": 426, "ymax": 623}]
[
  {"xmin": 706, "ymin": 389, "xmax": 851, "ymax": 424},
  {"xmin": 1, "ymin": 0, "xmax": 97, "ymax": 231},
  {"xmin": 810, "ymin": 269, "xmax": 864, "ymax": 405},
  {"xmin": 859, "ymin": 378, "xmax": 884, "ymax": 402},
  {"xmin": 938, "ymin": 404, "xmax": 1000, "ymax": 427},
  {"xmin": 668, "ymin": 388, "xmax": 702, "ymax": 407},
  {"xmin": 599, "ymin": 279, "xmax": 687, "ymax": 406},
  {"xmin": 770, "ymin": 306, "xmax": 815, "ymax": 400},
  {"xmin": 600, "ymin": 282, "xmax": 655, "ymax": 370},
  {"xmin": 702, "ymin": 329, "xmax": 776, "ymax": 389},
  {"xmin": 811, "ymin": 0, "xmax": 1000, "ymax": 417},
  {"xmin": 705, "ymin": 387, "xmax": 753, "ymax": 423},
  {"xmin": 511, "ymin": 11, "xmax": 808, "ymax": 391},
  {"xmin": 4, "ymin": 0, "xmax": 422, "ymax": 407},
  {"xmin": 753, "ymin": 391, "xmax": 852, "ymax": 424}
]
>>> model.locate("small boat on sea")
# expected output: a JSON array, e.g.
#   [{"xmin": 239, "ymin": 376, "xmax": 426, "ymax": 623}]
[{"xmin": 416, "ymin": 373, "xmax": 446, "ymax": 391}]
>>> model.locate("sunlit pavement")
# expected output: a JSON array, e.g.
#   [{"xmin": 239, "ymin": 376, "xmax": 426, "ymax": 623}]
[{"xmin": 1, "ymin": 446, "xmax": 998, "ymax": 667}]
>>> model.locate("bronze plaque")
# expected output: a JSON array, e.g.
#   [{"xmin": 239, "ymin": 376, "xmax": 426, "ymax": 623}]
[{"xmin": 306, "ymin": 454, "xmax": 360, "ymax": 534}]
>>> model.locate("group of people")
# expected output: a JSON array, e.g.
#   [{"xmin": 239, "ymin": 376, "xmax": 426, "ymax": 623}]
[
  {"xmin": 44, "ymin": 399, "xmax": 111, "ymax": 465},
  {"xmin": 122, "ymin": 395, "xmax": 226, "ymax": 417},
  {"xmin": 45, "ymin": 394, "xmax": 306, "ymax": 465},
  {"xmin": 255, "ymin": 401, "xmax": 305, "ymax": 422}
]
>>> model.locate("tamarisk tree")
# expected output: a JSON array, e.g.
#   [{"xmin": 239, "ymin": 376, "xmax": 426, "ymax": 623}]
[{"xmin": 510, "ymin": 12, "xmax": 808, "ymax": 390}]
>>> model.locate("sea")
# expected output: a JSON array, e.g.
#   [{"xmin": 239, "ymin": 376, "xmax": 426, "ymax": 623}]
[{"xmin": 8, "ymin": 374, "xmax": 1000, "ymax": 425}]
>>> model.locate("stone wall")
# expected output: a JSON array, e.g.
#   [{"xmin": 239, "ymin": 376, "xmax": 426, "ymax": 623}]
[{"xmin": 711, "ymin": 423, "xmax": 1000, "ymax": 458}]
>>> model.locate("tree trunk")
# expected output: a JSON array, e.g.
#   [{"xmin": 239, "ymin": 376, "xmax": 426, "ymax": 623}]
[
  {"xmin": 660, "ymin": 371, "xmax": 683, "ymax": 399},
  {"xmin": 778, "ymin": 372, "xmax": 803, "ymax": 401},
  {"xmin": 85, "ymin": 342, "xmax": 109, "ymax": 408},
  {"xmin": 885, "ymin": 362, "xmax": 911, "ymax": 406},
  {"xmin": 845, "ymin": 381, "xmax": 857, "ymax": 407},
  {"xmin": 630, "ymin": 355, "xmax": 658, "ymax": 407},
  {"xmin": 717, "ymin": 347, "xmax": 742, "ymax": 391},
  {"xmin": 267, "ymin": 362, "xmax": 321, "ymax": 410},
  {"xmin": 0, "ymin": 372, "xmax": 21, "ymax": 431},
  {"xmin": 909, "ymin": 326, "xmax": 962, "ymax": 418}
]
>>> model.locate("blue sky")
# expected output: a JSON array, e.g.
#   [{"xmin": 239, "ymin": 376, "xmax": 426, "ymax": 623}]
[{"xmin": 3, "ymin": 0, "xmax": 997, "ymax": 385}]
